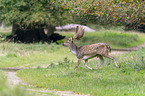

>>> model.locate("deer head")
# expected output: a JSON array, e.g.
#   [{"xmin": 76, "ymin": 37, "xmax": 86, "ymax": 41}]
[{"xmin": 63, "ymin": 38, "xmax": 73, "ymax": 46}]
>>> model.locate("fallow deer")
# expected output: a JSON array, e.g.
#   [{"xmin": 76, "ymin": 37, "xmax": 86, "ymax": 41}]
[
  {"xmin": 63, "ymin": 26, "xmax": 119, "ymax": 70},
  {"xmin": 63, "ymin": 38, "xmax": 119, "ymax": 70}
]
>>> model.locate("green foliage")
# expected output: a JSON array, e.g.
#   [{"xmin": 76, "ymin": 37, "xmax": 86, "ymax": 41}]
[
  {"xmin": 0, "ymin": 0, "xmax": 72, "ymax": 27},
  {"xmin": 70, "ymin": 0, "xmax": 145, "ymax": 26},
  {"xmin": 0, "ymin": 0, "xmax": 144, "ymax": 30}
]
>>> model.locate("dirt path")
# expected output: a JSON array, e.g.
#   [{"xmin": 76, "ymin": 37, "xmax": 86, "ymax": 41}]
[
  {"xmin": 4, "ymin": 70, "xmax": 89, "ymax": 96},
  {"xmin": 111, "ymin": 42, "xmax": 145, "ymax": 55},
  {"xmin": 4, "ymin": 71, "xmax": 22, "ymax": 86}
]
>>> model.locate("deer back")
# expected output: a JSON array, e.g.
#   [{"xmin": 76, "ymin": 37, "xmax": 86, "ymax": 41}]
[{"xmin": 80, "ymin": 43, "xmax": 110, "ymax": 56}]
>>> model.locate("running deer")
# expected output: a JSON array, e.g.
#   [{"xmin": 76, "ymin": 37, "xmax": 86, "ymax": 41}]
[{"xmin": 63, "ymin": 26, "xmax": 119, "ymax": 70}]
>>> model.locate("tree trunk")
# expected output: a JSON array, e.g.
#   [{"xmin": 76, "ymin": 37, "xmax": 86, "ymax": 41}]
[
  {"xmin": 47, "ymin": 25, "xmax": 56, "ymax": 37},
  {"xmin": 7, "ymin": 24, "xmax": 47, "ymax": 43},
  {"xmin": 46, "ymin": 25, "xmax": 65, "ymax": 43},
  {"xmin": 7, "ymin": 24, "xmax": 65, "ymax": 43}
]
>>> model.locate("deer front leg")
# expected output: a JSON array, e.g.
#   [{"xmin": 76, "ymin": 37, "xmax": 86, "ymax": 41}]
[
  {"xmin": 96, "ymin": 56, "xmax": 104, "ymax": 69},
  {"xmin": 85, "ymin": 60, "xmax": 93, "ymax": 70},
  {"xmin": 75, "ymin": 59, "xmax": 82, "ymax": 70},
  {"xmin": 104, "ymin": 55, "xmax": 119, "ymax": 67}
]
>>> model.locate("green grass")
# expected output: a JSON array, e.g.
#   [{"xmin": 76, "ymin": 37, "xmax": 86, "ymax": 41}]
[
  {"xmin": 0, "ymin": 42, "xmax": 76, "ymax": 67},
  {"xmin": 0, "ymin": 31, "xmax": 145, "ymax": 68},
  {"xmin": 17, "ymin": 48, "xmax": 145, "ymax": 96},
  {"xmin": 1, "ymin": 30, "xmax": 145, "ymax": 95},
  {"xmin": 0, "ymin": 70, "xmax": 6, "ymax": 82},
  {"xmin": 60, "ymin": 31, "xmax": 145, "ymax": 49}
]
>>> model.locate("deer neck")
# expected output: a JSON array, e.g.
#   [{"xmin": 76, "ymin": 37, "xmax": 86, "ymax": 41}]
[{"xmin": 69, "ymin": 42, "xmax": 80, "ymax": 56}]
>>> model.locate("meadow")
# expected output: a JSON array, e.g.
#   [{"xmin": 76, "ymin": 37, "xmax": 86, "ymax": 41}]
[
  {"xmin": 0, "ymin": 30, "xmax": 145, "ymax": 68},
  {"xmin": 0, "ymin": 29, "xmax": 145, "ymax": 96},
  {"xmin": 17, "ymin": 48, "xmax": 145, "ymax": 96}
]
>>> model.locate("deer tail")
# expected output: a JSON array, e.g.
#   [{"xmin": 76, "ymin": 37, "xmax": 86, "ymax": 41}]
[{"xmin": 106, "ymin": 44, "xmax": 111, "ymax": 53}]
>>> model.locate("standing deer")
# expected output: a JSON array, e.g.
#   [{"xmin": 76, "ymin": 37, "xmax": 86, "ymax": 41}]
[{"xmin": 63, "ymin": 26, "xmax": 119, "ymax": 70}]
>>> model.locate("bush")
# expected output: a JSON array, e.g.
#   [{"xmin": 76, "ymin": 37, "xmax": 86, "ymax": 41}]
[{"xmin": 71, "ymin": 0, "xmax": 145, "ymax": 31}]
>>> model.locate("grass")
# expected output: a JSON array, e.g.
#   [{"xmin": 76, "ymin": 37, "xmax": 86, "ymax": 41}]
[
  {"xmin": 1, "ymin": 29, "xmax": 145, "ymax": 95},
  {"xmin": 117, "ymin": 48, "xmax": 145, "ymax": 71},
  {"xmin": 0, "ymin": 42, "xmax": 76, "ymax": 67},
  {"xmin": 0, "ymin": 70, "xmax": 6, "ymax": 82},
  {"xmin": 17, "ymin": 48, "xmax": 145, "ymax": 96},
  {"xmin": 60, "ymin": 31, "xmax": 145, "ymax": 49},
  {"xmin": 1, "ymin": 31, "xmax": 145, "ymax": 68},
  {"xmin": 0, "ymin": 65, "xmax": 57, "ymax": 96}
]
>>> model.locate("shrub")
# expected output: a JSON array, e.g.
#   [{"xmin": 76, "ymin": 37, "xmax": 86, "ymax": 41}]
[{"xmin": 71, "ymin": 0, "xmax": 145, "ymax": 31}]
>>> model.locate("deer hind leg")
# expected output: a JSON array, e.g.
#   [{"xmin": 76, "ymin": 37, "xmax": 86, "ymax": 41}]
[
  {"xmin": 75, "ymin": 59, "xmax": 82, "ymax": 70},
  {"xmin": 104, "ymin": 55, "xmax": 119, "ymax": 67},
  {"xmin": 96, "ymin": 55, "xmax": 104, "ymax": 69},
  {"xmin": 85, "ymin": 60, "xmax": 93, "ymax": 70}
]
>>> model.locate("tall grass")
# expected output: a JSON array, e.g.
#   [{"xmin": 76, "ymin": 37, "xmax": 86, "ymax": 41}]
[
  {"xmin": 0, "ymin": 42, "xmax": 76, "ymax": 67},
  {"xmin": 117, "ymin": 48, "xmax": 145, "ymax": 72}
]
